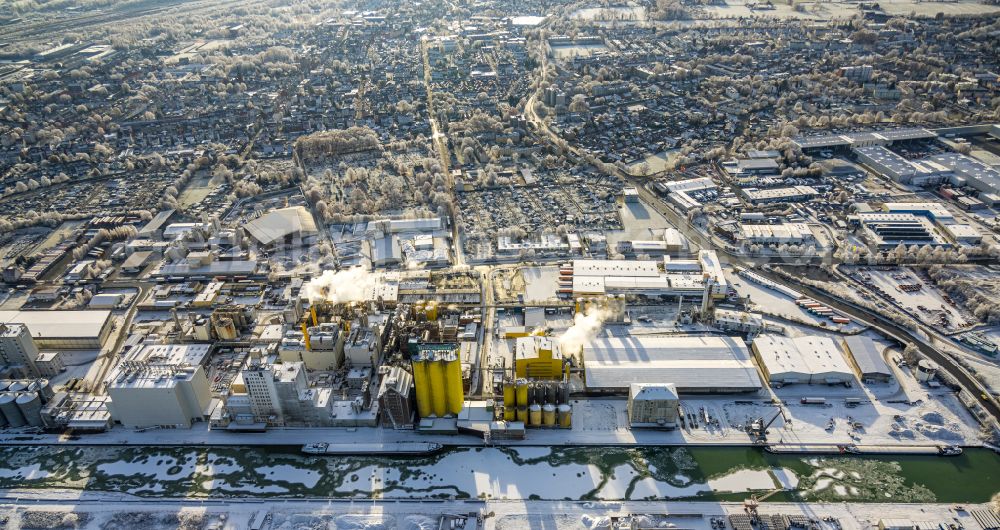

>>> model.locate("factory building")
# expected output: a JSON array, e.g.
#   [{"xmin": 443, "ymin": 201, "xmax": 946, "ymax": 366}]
[
  {"xmin": 627, "ymin": 383, "xmax": 679, "ymax": 429},
  {"xmin": 32, "ymin": 351, "xmax": 64, "ymax": 378},
  {"xmin": 792, "ymin": 127, "xmax": 936, "ymax": 152},
  {"xmin": 565, "ymin": 250, "xmax": 727, "ymax": 300},
  {"xmin": 841, "ymin": 335, "xmax": 893, "ymax": 383},
  {"xmin": 854, "ymin": 213, "xmax": 950, "ymax": 249},
  {"xmin": 854, "ymin": 146, "xmax": 951, "ymax": 186},
  {"xmin": 582, "ymin": 335, "xmax": 762, "ymax": 394},
  {"xmin": 377, "ymin": 365, "xmax": 415, "ymax": 429},
  {"xmin": 410, "ymin": 345, "xmax": 464, "ymax": 418},
  {"xmin": 713, "ymin": 308, "xmax": 766, "ymax": 335},
  {"xmin": 0, "ymin": 324, "xmax": 40, "ymax": 377},
  {"xmin": 242, "ymin": 206, "xmax": 319, "ymax": 249},
  {"xmin": 741, "ymin": 186, "xmax": 818, "ymax": 205},
  {"xmin": 514, "ymin": 336, "xmax": 566, "ymax": 380},
  {"xmin": 751, "ymin": 334, "xmax": 854, "ymax": 386},
  {"xmin": 737, "ymin": 223, "xmax": 815, "ymax": 245},
  {"xmin": 0, "ymin": 310, "xmax": 113, "ymax": 350},
  {"xmin": 105, "ymin": 343, "xmax": 213, "ymax": 428},
  {"xmin": 238, "ymin": 358, "xmax": 338, "ymax": 427},
  {"xmin": 279, "ymin": 322, "xmax": 344, "ymax": 371}
]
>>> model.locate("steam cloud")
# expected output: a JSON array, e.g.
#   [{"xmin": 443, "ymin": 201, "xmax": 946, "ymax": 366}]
[
  {"xmin": 303, "ymin": 267, "xmax": 378, "ymax": 304},
  {"xmin": 558, "ymin": 306, "xmax": 612, "ymax": 355}
]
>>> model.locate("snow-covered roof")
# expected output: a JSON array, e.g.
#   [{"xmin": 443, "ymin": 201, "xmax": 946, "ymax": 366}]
[
  {"xmin": 583, "ymin": 335, "xmax": 762, "ymax": 393},
  {"xmin": 244, "ymin": 206, "xmax": 318, "ymax": 246}
]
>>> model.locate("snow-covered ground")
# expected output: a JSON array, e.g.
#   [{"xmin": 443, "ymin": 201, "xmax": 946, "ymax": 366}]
[{"xmin": 0, "ymin": 493, "xmax": 993, "ymax": 530}]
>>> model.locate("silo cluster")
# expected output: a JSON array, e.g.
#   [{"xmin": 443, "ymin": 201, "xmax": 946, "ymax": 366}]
[
  {"xmin": 0, "ymin": 379, "xmax": 54, "ymax": 428},
  {"xmin": 500, "ymin": 378, "xmax": 571, "ymax": 428}
]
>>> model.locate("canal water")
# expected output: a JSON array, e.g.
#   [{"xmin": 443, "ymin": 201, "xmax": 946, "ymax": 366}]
[{"xmin": 0, "ymin": 445, "xmax": 996, "ymax": 502}]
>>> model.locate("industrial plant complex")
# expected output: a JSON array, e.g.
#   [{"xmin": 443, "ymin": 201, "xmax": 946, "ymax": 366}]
[{"xmin": 1, "ymin": 0, "xmax": 999, "ymax": 526}]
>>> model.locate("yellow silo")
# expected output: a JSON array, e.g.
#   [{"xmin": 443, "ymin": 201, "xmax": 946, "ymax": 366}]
[
  {"xmin": 516, "ymin": 406, "xmax": 527, "ymax": 423},
  {"xmin": 412, "ymin": 360, "xmax": 432, "ymax": 418},
  {"xmin": 503, "ymin": 406, "xmax": 515, "ymax": 422},
  {"xmin": 444, "ymin": 357, "xmax": 463, "ymax": 415},
  {"xmin": 528, "ymin": 404, "xmax": 542, "ymax": 426},
  {"xmin": 427, "ymin": 358, "xmax": 447, "ymax": 417},
  {"xmin": 542, "ymin": 404, "xmax": 556, "ymax": 426},
  {"xmin": 425, "ymin": 301, "xmax": 438, "ymax": 321},
  {"xmin": 515, "ymin": 379, "xmax": 529, "ymax": 407},
  {"xmin": 502, "ymin": 382, "xmax": 515, "ymax": 408},
  {"xmin": 558, "ymin": 404, "xmax": 572, "ymax": 428}
]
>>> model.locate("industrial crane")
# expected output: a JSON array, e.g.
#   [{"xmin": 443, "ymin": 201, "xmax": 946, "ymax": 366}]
[{"xmin": 748, "ymin": 406, "xmax": 789, "ymax": 443}]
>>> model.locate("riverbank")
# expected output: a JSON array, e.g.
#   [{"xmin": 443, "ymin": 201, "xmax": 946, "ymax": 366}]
[{"xmin": 1, "ymin": 494, "xmax": 997, "ymax": 530}]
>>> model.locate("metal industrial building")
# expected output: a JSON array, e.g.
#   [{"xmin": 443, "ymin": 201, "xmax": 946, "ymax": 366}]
[
  {"xmin": 751, "ymin": 334, "xmax": 854, "ymax": 386},
  {"xmin": 243, "ymin": 206, "xmax": 319, "ymax": 249},
  {"xmin": 0, "ymin": 310, "xmax": 113, "ymax": 350},
  {"xmin": 842, "ymin": 335, "xmax": 893, "ymax": 383},
  {"xmin": 582, "ymin": 335, "xmax": 762, "ymax": 394},
  {"xmin": 567, "ymin": 250, "xmax": 728, "ymax": 300},
  {"xmin": 627, "ymin": 383, "xmax": 679, "ymax": 428}
]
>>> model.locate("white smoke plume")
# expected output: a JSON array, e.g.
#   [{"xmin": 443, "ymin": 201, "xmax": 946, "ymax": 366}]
[
  {"xmin": 558, "ymin": 306, "xmax": 612, "ymax": 355},
  {"xmin": 303, "ymin": 267, "xmax": 378, "ymax": 304}
]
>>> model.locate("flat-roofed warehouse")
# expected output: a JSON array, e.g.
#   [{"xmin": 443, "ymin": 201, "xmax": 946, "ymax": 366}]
[
  {"xmin": 243, "ymin": 206, "xmax": 318, "ymax": 249},
  {"xmin": 0, "ymin": 309, "xmax": 113, "ymax": 349},
  {"xmin": 841, "ymin": 335, "xmax": 893, "ymax": 383},
  {"xmin": 751, "ymin": 334, "xmax": 854, "ymax": 386},
  {"xmin": 582, "ymin": 335, "xmax": 762, "ymax": 394}
]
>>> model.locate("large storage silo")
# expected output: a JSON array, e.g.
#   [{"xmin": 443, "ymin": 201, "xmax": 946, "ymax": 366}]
[
  {"xmin": 427, "ymin": 360, "xmax": 447, "ymax": 417},
  {"xmin": 16, "ymin": 392, "xmax": 43, "ymax": 427},
  {"xmin": 558, "ymin": 404, "xmax": 572, "ymax": 428},
  {"xmin": 542, "ymin": 403, "xmax": 556, "ymax": 426},
  {"xmin": 528, "ymin": 403, "xmax": 542, "ymax": 426},
  {"xmin": 0, "ymin": 380, "xmax": 11, "ymax": 392},
  {"xmin": 7, "ymin": 381, "xmax": 27, "ymax": 393},
  {"xmin": 0, "ymin": 392, "xmax": 25, "ymax": 427},
  {"xmin": 515, "ymin": 379, "xmax": 529, "ymax": 406},
  {"xmin": 33, "ymin": 380, "xmax": 55, "ymax": 404},
  {"xmin": 411, "ymin": 360, "xmax": 431, "ymax": 418},
  {"xmin": 502, "ymin": 382, "xmax": 515, "ymax": 408},
  {"xmin": 444, "ymin": 357, "xmax": 463, "ymax": 415}
]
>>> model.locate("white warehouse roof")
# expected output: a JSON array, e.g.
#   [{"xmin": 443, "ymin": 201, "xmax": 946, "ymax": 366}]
[
  {"xmin": 752, "ymin": 334, "xmax": 854, "ymax": 385},
  {"xmin": 0, "ymin": 309, "xmax": 112, "ymax": 342},
  {"xmin": 583, "ymin": 335, "xmax": 762, "ymax": 393},
  {"xmin": 244, "ymin": 206, "xmax": 318, "ymax": 246}
]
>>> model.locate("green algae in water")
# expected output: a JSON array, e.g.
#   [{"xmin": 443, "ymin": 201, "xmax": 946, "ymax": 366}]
[{"xmin": 0, "ymin": 445, "xmax": 995, "ymax": 503}]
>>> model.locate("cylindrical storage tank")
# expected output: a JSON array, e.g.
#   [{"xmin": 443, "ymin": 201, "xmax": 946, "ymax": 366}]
[
  {"xmin": 444, "ymin": 359, "xmax": 463, "ymax": 415},
  {"xmin": 528, "ymin": 403, "xmax": 542, "ymax": 426},
  {"xmin": 542, "ymin": 403, "xmax": 556, "ymax": 426},
  {"xmin": 527, "ymin": 382, "xmax": 538, "ymax": 405},
  {"xmin": 515, "ymin": 379, "xmax": 529, "ymax": 407},
  {"xmin": 35, "ymin": 380, "xmax": 55, "ymax": 404},
  {"xmin": 427, "ymin": 361, "xmax": 447, "ymax": 417},
  {"xmin": 545, "ymin": 382, "xmax": 557, "ymax": 404},
  {"xmin": 560, "ymin": 382, "xmax": 571, "ymax": 404},
  {"xmin": 7, "ymin": 381, "xmax": 27, "ymax": 393},
  {"xmin": 558, "ymin": 404, "xmax": 572, "ymax": 428},
  {"xmin": 515, "ymin": 406, "xmax": 527, "ymax": 423},
  {"xmin": 16, "ymin": 392, "xmax": 43, "ymax": 427},
  {"xmin": 0, "ymin": 392, "xmax": 25, "ymax": 428},
  {"xmin": 502, "ymin": 383, "xmax": 515, "ymax": 408},
  {"xmin": 411, "ymin": 361, "xmax": 432, "ymax": 418},
  {"xmin": 503, "ymin": 406, "xmax": 515, "ymax": 422},
  {"xmin": 0, "ymin": 380, "xmax": 11, "ymax": 392}
]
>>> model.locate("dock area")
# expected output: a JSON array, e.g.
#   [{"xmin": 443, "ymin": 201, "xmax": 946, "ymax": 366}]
[{"xmin": 766, "ymin": 444, "xmax": 959, "ymax": 456}]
